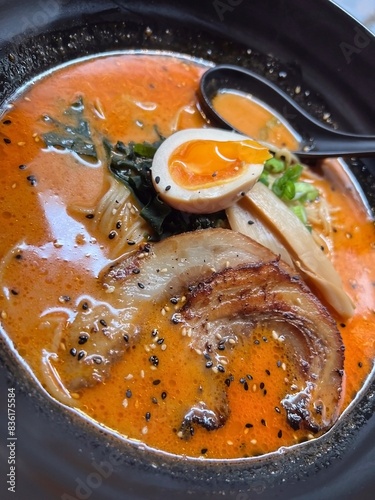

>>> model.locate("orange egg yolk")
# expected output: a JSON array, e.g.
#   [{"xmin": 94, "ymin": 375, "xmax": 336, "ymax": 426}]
[{"xmin": 168, "ymin": 139, "xmax": 271, "ymax": 189}]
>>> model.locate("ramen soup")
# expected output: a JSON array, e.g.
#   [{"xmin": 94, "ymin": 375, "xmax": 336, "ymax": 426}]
[{"xmin": 1, "ymin": 53, "xmax": 375, "ymax": 460}]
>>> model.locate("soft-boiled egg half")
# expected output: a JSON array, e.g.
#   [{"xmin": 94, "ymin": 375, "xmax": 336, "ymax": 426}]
[{"xmin": 151, "ymin": 128, "xmax": 272, "ymax": 213}]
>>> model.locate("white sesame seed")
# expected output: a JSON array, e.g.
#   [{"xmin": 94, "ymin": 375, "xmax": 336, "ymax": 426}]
[
  {"xmin": 144, "ymin": 345, "xmax": 150, "ymax": 353},
  {"xmin": 278, "ymin": 335, "xmax": 285, "ymax": 342},
  {"xmin": 195, "ymin": 349, "xmax": 202, "ymax": 356},
  {"xmin": 250, "ymin": 439, "xmax": 257, "ymax": 445},
  {"xmin": 142, "ymin": 426, "xmax": 148, "ymax": 435},
  {"xmin": 161, "ymin": 308, "xmax": 166, "ymax": 316},
  {"xmin": 161, "ymin": 344, "xmax": 167, "ymax": 351},
  {"xmin": 272, "ymin": 330, "xmax": 279, "ymax": 340},
  {"xmin": 212, "ymin": 366, "xmax": 219, "ymax": 374},
  {"xmin": 216, "ymin": 333, "xmax": 222, "ymax": 340},
  {"xmin": 281, "ymin": 362, "xmax": 287, "ymax": 370},
  {"xmin": 140, "ymin": 370, "xmax": 145, "ymax": 378},
  {"xmin": 122, "ymin": 399, "xmax": 128, "ymax": 408},
  {"xmin": 1, "ymin": 310, "xmax": 7, "ymax": 319},
  {"xmin": 227, "ymin": 440, "xmax": 233, "ymax": 445},
  {"xmin": 252, "ymin": 384, "xmax": 257, "ymax": 392},
  {"xmin": 181, "ymin": 327, "xmax": 187, "ymax": 336},
  {"xmin": 228, "ymin": 338, "xmax": 236, "ymax": 345},
  {"xmin": 177, "ymin": 431, "xmax": 183, "ymax": 438},
  {"xmin": 125, "ymin": 374, "xmax": 133, "ymax": 380}
]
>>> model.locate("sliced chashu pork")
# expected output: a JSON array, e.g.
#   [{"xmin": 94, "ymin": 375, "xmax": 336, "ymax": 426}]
[{"xmin": 56, "ymin": 228, "xmax": 344, "ymax": 433}]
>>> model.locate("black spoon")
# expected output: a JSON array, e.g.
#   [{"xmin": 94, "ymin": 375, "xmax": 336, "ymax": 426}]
[{"xmin": 198, "ymin": 65, "xmax": 375, "ymax": 160}]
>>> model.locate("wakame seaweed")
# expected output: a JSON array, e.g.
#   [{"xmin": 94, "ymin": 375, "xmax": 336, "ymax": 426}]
[
  {"xmin": 106, "ymin": 139, "xmax": 226, "ymax": 240},
  {"xmin": 41, "ymin": 96, "xmax": 98, "ymax": 160}
]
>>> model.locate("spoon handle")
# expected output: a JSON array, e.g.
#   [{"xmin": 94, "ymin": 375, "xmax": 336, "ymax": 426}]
[{"xmin": 199, "ymin": 65, "xmax": 375, "ymax": 159}]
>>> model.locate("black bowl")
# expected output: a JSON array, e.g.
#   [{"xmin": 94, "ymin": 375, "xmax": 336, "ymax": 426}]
[{"xmin": 0, "ymin": 1, "xmax": 375, "ymax": 499}]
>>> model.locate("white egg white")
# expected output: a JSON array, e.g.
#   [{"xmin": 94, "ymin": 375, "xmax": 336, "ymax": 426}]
[{"xmin": 151, "ymin": 128, "xmax": 267, "ymax": 213}]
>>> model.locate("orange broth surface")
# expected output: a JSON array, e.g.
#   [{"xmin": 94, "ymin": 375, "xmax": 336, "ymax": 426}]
[{"xmin": 0, "ymin": 53, "xmax": 375, "ymax": 460}]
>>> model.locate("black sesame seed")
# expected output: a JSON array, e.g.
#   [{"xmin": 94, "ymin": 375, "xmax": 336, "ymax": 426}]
[
  {"xmin": 100, "ymin": 319, "xmax": 107, "ymax": 327},
  {"xmin": 161, "ymin": 391, "xmax": 167, "ymax": 399},
  {"xmin": 152, "ymin": 379, "xmax": 161, "ymax": 385},
  {"xmin": 265, "ymin": 369, "xmax": 271, "ymax": 376},
  {"xmin": 261, "ymin": 419, "xmax": 266, "ymax": 426},
  {"xmin": 245, "ymin": 423, "xmax": 253, "ymax": 428},
  {"xmin": 116, "ymin": 221, "xmax": 122, "ymax": 229},
  {"xmin": 263, "ymin": 390, "xmax": 267, "ymax": 396},
  {"xmin": 151, "ymin": 397, "xmax": 158, "ymax": 404},
  {"xmin": 3, "ymin": 119, "xmax": 12, "ymax": 125},
  {"xmin": 151, "ymin": 329, "xmax": 158, "ymax": 337},
  {"xmin": 277, "ymin": 360, "xmax": 282, "ymax": 368},
  {"xmin": 247, "ymin": 220, "xmax": 254, "ymax": 225},
  {"xmin": 275, "ymin": 406, "xmax": 281, "ymax": 413},
  {"xmin": 137, "ymin": 282, "xmax": 145, "ymax": 289},
  {"xmin": 165, "ymin": 185, "xmax": 171, "ymax": 191},
  {"xmin": 340, "ymin": 323, "xmax": 346, "ymax": 328},
  {"xmin": 171, "ymin": 313, "xmax": 182, "ymax": 324},
  {"xmin": 246, "ymin": 374, "xmax": 253, "ymax": 380},
  {"xmin": 10, "ymin": 289, "xmax": 18, "ymax": 296},
  {"xmin": 278, "ymin": 430, "xmax": 283, "ymax": 438},
  {"xmin": 217, "ymin": 364, "xmax": 225, "ymax": 373},
  {"xmin": 254, "ymin": 339, "xmax": 260, "ymax": 345},
  {"xmin": 127, "ymin": 240, "xmax": 136, "ymax": 246},
  {"xmin": 170, "ymin": 297, "xmax": 178, "ymax": 304},
  {"xmin": 150, "ymin": 356, "xmax": 159, "ymax": 367},
  {"xmin": 82, "ymin": 302, "xmax": 89, "ymax": 310},
  {"xmin": 132, "ymin": 267, "xmax": 140, "ymax": 274},
  {"xmin": 93, "ymin": 356, "xmax": 102, "ymax": 365},
  {"xmin": 201, "ymin": 448, "xmax": 208, "ymax": 454},
  {"xmin": 206, "ymin": 360, "xmax": 213, "ymax": 368},
  {"xmin": 123, "ymin": 334, "xmax": 129, "ymax": 342},
  {"xmin": 244, "ymin": 381, "xmax": 249, "ymax": 391},
  {"xmin": 108, "ymin": 230, "xmax": 117, "ymax": 240},
  {"xmin": 239, "ymin": 378, "xmax": 245, "ymax": 384},
  {"xmin": 155, "ymin": 176, "xmax": 160, "ymax": 184},
  {"xmin": 4, "ymin": 137, "xmax": 11, "ymax": 144},
  {"xmin": 358, "ymin": 361, "xmax": 363, "ymax": 368},
  {"xmin": 126, "ymin": 389, "xmax": 132, "ymax": 398},
  {"xmin": 78, "ymin": 335, "xmax": 89, "ymax": 345},
  {"xmin": 26, "ymin": 175, "xmax": 37, "ymax": 186},
  {"xmin": 156, "ymin": 338, "xmax": 164, "ymax": 345},
  {"xmin": 145, "ymin": 412, "xmax": 151, "ymax": 421},
  {"xmin": 77, "ymin": 350, "xmax": 86, "ymax": 360},
  {"xmin": 85, "ymin": 213, "xmax": 94, "ymax": 219},
  {"xmin": 260, "ymin": 382, "xmax": 265, "ymax": 390},
  {"xmin": 70, "ymin": 348, "xmax": 77, "ymax": 357},
  {"xmin": 262, "ymin": 336, "xmax": 268, "ymax": 342},
  {"xmin": 18, "ymin": 164, "xmax": 27, "ymax": 170}
]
